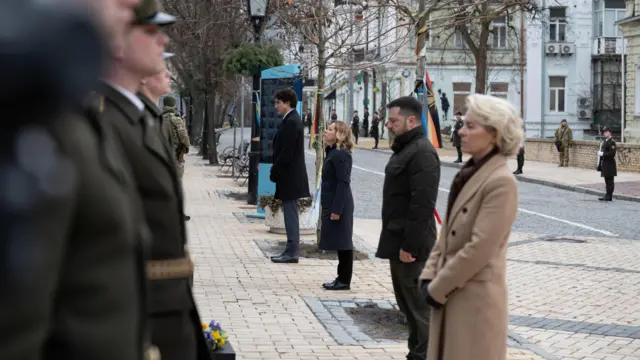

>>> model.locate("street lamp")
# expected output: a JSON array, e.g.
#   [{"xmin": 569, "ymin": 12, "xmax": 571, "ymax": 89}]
[{"xmin": 246, "ymin": 0, "xmax": 267, "ymax": 205}]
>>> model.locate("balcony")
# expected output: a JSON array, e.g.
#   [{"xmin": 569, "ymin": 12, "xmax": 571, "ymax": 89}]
[{"xmin": 592, "ymin": 37, "xmax": 624, "ymax": 56}]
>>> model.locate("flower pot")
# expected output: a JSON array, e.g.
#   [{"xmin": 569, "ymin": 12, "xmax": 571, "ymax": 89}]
[
  {"xmin": 210, "ymin": 341, "xmax": 235, "ymax": 360},
  {"xmin": 264, "ymin": 206, "xmax": 316, "ymax": 235}
]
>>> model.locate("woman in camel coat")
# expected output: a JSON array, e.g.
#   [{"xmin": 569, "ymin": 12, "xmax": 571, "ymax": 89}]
[{"xmin": 419, "ymin": 94, "xmax": 523, "ymax": 360}]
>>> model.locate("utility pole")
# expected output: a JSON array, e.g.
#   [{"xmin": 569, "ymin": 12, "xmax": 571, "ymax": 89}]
[
  {"xmin": 347, "ymin": 0, "xmax": 355, "ymax": 124},
  {"xmin": 415, "ymin": 0, "xmax": 427, "ymax": 98}
]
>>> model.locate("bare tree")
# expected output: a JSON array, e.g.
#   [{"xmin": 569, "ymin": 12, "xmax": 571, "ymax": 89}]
[{"xmin": 387, "ymin": 0, "xmax": 541, "ymax": 95}]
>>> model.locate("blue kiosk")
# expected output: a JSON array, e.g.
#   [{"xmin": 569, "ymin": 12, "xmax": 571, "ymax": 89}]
[{"xmin": 247, "ymin": 64, "xmax": 303, "ymax": 219}]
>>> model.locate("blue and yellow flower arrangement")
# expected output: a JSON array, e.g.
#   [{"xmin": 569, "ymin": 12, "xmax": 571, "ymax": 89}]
[{"xmin": 202, "ymin": 320, "xmax": 228, "ymax": 351}]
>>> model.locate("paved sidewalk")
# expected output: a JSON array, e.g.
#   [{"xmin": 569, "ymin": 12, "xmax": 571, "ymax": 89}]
[
  {"xmin": 353, "ymin": 139, "xmax": 640, "ymax": 202},
  {"xmin": 184, "ymin": 153, "xmax": 548, "ymax": 360}
]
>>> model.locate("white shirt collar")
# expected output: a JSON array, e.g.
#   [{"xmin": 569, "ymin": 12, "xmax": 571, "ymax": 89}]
[
  {"xmin": 284, "ymin": 108, "xmax": 295, "ymax": 119},
  {"xmin": 105, "ymin": 81, "xmax": 145, "ymax": 112}
]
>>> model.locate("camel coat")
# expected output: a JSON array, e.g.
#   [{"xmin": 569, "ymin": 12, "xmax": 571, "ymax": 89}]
[{"xmin": 419, "ymin": 154, "xmax": 518, "ymax": 360}]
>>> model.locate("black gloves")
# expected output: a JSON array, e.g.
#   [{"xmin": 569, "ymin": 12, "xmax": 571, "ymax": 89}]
[{"xmin": 421, "ymin": 280, "xmax": 443, "ymax": 309}]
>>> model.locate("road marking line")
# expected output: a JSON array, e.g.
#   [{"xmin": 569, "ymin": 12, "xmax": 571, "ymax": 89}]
[{"xmin": 306, "ymin": 153, "xmax": 619, "ymax": 237}]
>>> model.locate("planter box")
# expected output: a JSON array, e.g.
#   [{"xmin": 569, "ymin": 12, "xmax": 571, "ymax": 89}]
[
  {"xmin": 211, "ymin": 342, "xmax": 235, "ymax": 360},
  {"xmin": 264, "ymin": 206, "xmax": 315, "ymax": 235}
]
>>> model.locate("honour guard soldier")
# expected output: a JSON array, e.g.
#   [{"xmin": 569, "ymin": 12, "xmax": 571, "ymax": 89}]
[
  {"xmin": 99, "ymin": 0, "xmax": 210, "ymax": 359},
  {"xmin": 0, "ymin": 0, "xmax": 151, "ymax": 359},
  {"xmin": 597, "ymin": 127, "xmax": 617, "ymax": 201}
]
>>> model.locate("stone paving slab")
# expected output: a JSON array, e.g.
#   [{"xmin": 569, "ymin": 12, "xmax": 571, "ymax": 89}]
[{"xmin": 183, "ymin": 153, "xmax": 636, "ymax": 360}]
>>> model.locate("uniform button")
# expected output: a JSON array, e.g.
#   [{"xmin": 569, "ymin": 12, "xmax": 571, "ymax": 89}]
[
  {"xmin": 462, "ymin": 207, "xmax": 468, "ymax": 214},
  {"xmin": 451, "ymin": 230, "xmax": 456, "ymax": 236}
]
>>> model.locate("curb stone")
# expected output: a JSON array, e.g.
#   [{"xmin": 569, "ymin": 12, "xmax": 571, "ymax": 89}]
[{"xmin": 439, "ymin": 161, "xmax": 640, "ymax": 203}]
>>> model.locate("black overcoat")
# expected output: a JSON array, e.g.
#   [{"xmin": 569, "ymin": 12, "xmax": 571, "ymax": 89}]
[
  {"xmin": 598, "ymin": 137, "xmax": 617, "ymax": 177},
  {"xmin": 271, "ymin": 109, "xmax": 311, "ymax": 201},
  {"xmin": 319, "ymin": 146, "xmax": 354, "ymax": 251}
]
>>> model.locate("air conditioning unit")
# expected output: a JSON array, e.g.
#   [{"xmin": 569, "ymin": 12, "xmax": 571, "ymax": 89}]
[
  {"xmin": 560, "ymin": 43, "xmax": 575, "ymax": 55},
  {"xmin": 578, "ymin": 109, "xmax": 591, "ymax": 119},
  {"xmin": 546, "ymin": 44, "xmax": 558, "ymax": 55},
  {"xmin": 577, "ymin": 97, "xmax": 591, "ymax": 107}
]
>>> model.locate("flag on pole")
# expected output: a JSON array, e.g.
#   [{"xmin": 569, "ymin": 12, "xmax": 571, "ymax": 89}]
[
  {"xmin": 421, "ymin": 59, "xmax": 443, "ymax": 148},
  {"xmin": 309, "ymin": 89, "xmax": 322, "ymax": 150}
]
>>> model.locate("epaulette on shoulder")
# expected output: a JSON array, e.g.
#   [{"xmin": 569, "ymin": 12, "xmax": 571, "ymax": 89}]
[{"xmin": 82, "ymin": 92, "xmax": 105, "ymax": 115}]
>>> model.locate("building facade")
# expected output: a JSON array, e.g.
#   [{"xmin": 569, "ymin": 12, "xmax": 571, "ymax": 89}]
[
  {"xmin": 525, "ymin": 0, "xmax": 626, "ymax": 140},
  {"xmin": 618, "ymin": 0, "xmax": 640, "ymax": 143}
]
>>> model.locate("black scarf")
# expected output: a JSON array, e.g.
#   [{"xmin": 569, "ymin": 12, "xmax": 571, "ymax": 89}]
[{"xmin": 446, "ymin": 148, "xmax": 499, "ymax": 220}]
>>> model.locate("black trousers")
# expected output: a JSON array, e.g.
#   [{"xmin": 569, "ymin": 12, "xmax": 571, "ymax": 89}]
[
  {"xmin": 605, "ymin": 176, "xmax": 615, "ymax": 197},
  {"xmin": 150, "ymin": 311, "xmax": 197, "ymax": 360},
  {"xmin": 337, "ymin": 250, "xmax": 353, "ymax": 285},
  {"xmin": 352, "ymin": 128, "xmax": 359, "ymax": 144},
  {"xmin": 373, "ymin": 135, "xmax": 379, "ymax": 148},
  {"xmin": 455, "ymin": 146, "xmax": 462, "ymax": 161},
  {"xmin": 516, "ymin": 148, "xmax": 525, "ymax": 171},
  {"xmin": 390, "ymin": 261, "xmax": 430, "ymax": 360}
]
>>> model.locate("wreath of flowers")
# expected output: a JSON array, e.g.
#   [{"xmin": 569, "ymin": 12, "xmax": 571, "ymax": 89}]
[{"xmin": 202, "ymin": 320, "xmax": 228, "ymax": 351}]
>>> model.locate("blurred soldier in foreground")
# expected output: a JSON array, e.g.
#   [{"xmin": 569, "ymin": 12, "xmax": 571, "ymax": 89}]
[
  {"xmin": 0, "ymin": 1, "xmax": 152, "ymax": 360},
  {"xmin": 101, "ymin": 0, "xmax": 210, "ymax": 358}
]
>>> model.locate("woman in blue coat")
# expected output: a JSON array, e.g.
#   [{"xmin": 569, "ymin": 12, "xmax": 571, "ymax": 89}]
[{"xmin": 320, "ymin": 121, "xmax": 355, "ymax": 291}]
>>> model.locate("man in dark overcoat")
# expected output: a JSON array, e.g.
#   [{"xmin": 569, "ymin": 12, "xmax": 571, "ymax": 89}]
[
  {"xmin": 100, "ymin": 0, "xmax": 210, "ymax": 359},
  {"xmin": 597, "ymin": 126, "xmax": 617, "ymax": 201},
  {"xmin": 451, "ymin": 111, "xmax": 463, "ymax": 163},
  {"xmin": 270, "ymin": 88, "xmax": 311, "ymax": 264},
  {"xmin": 0, "ymin": 0, "xmax": 152, "ymax": 359},
  {"xmin": 376, "ymin": 96, "xmax": 440, "ymax": 360}
]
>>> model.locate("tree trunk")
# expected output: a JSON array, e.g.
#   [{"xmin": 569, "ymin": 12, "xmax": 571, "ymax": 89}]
[
  {"xmin": 474, "ymin": 48, "xmax": 488, "ymax": 94},
  {"xmin": 314, "ymin": 41, "xmax": 327, "ymax": 245},
  {"xmin": 208, "ymin": 93, "xmax": 219, "ymax": 165},
  {"xmin": 193, "ymin": 92, "xmax": 206, "ymax": 155}
]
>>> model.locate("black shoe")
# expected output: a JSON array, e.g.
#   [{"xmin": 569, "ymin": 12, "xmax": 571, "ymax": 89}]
[
  {"xmin": 322, "ymin": 279, "xmax": 338, "ymax": 288},
  {"xmin": 271, "ymin": 254, "xmax": 299, "ymax": 264},
  {"xmin": 598, "ymin": 196, "xmax": 612, "ymax": 201},
  {"xmin": 513, "ymin": 170, "xmax": 522, "ymax": 175},
  {"xmin": 453, "ymin": 159, "xmax": 462, "ymax": 163},
  {"xmin": 184, "ymin": 215, "xmax": 191, "ymax": 221},
  {"xmin": 324, "ymin": 280, "xmax": 350, "ymax": 291}
]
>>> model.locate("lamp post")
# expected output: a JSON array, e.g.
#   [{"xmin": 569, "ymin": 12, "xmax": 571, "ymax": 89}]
[{"xmin": 246, "ymin": 0, "xmax": 267, "ymax": 205}]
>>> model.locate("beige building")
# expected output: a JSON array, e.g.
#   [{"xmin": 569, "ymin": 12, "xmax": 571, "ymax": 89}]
[{"xmin": 619, "ymin": 0, "xmax": 640, "ymax": 143}]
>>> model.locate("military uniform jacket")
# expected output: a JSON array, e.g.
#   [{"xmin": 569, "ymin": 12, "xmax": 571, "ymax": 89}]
[
  {"xmin": 0, "ymin": 105, "xmax": 148, "ymax": 360},
  {"xmin": 598, "ymin": 137, "xmax": 617, "ymax": 177},
  {"xmin": 101, "ymin": 85, "xmax": 192, "ymax": 313}
]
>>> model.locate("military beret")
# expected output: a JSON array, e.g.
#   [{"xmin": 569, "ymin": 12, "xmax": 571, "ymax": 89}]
[
  {"xmin": 134, "ymin": 0, "xmax": 176, "ymax": 26},
  {"xmin": 163, "ymin": 95, "xmax": 176, "ymax": 107}
]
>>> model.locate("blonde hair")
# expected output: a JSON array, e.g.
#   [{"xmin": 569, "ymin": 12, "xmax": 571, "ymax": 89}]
[
  {"xmin": 465, "ymin": 94, "xmax": 524, "ymax": 157},
  {"xmin": 331, "ymin": 121, "xmax": 355, "ymax": 152}
]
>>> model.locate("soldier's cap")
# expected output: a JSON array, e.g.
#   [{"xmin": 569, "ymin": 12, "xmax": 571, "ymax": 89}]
[
  {"xmin": 602, "ymin": 126, "xmax": 611, "ymax": 133},
  {"xmin": 163, "ymin": 95, "xmax": 177, "ymax": 107},
  {"xmin": 134, "ymin": 0, "xmax": 176, "ymax": 26},
  {"xmin": 163, "ymin": 52, "xmax": 175, "ymax": 60}
]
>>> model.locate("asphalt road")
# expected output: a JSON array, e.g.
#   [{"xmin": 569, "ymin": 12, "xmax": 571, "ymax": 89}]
[{"xmin": 217, "ymin": 129, "xmax": 640, "ymax": 240}]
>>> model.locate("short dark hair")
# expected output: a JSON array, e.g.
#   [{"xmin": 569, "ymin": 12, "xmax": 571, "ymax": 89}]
[
  {"xmin": 274, "ymin": 88, "xmax": 297, "ymax": 108},
  {"xmin": 561, "ymin": 119, "xmax": 567, "ymax": 123},
  {"xmin": 386, "ymin": 96, "xmax": 422, "ymax": 120}
]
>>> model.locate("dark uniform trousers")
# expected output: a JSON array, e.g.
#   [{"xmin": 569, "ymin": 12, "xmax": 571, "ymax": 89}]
[
  {"xmin": 390, "ymin": 260, "xmax": 430, "ymax": 360},
  {"xmin": 101, "ymin": 85, "xmax": 210, "ymax": 360},
  {"xmin": 605, "ymin": 176, "xmax": 615, "ymax": 196}
]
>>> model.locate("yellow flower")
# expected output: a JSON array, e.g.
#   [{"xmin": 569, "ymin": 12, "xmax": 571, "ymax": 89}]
[
  {"xmin": 213, "ymin": 331, "xmax": 221, "ymax": 341},
  {"xmin": 202, "ymin": 324, "xmax": 208, "ymax": 330}
]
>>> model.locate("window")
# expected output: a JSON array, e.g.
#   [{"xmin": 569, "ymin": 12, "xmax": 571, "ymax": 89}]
[
  {"xmin": 549, "ymin": 76, "xmax": 566, "ymax": 112},
  {"xmin": 453, "ymin": 82, "xmax": 472, "ymax": 114},
  {"xmin": 491, "ymin": 16, "xmax": 507, "ymax": 48},
  {"xmin": 548, "ymin": 7, "xmax": 567, "ymax": 42},
  {"xmin": 490, "ymin": 82, "xmax": 509, "ymax": 100},
  {"xmin": 595, "ymin": 0, "xmax": 626, "ymax": 37},
  {"xmin": 635, "ymin": 67, "xmax": 640, "ymax": 114},
  {"xmin": 453, "ymin": 28, "xmax": 467, "ymax": 48}
]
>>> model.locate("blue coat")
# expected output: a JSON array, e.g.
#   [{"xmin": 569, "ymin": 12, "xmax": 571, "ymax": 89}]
[{"xmin": 319, "ymin": 146, "xmax": 354, "ymax": 251}]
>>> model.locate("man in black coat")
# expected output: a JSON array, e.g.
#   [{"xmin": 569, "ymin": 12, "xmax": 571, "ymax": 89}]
[
  {"xmin": 0, "ymin": 1, "xmax": 151, "ymax": 359},
  {"xmin": 597, "ymin": 127, "xmax": 617, "ymax": 201},
  {"xmin": 451, "ymin": 111, "xmax": 463, "ymax": 163},
  {"xmin": 270, "ymin": 88, "xmax": 311, "ymax": 264},
  {"xmin": 376, "ymin": 96, "xmax": 440, "ymax": 360},
  {"xmin": 100, "ymin": 1, "xmax": 210, "ymax": 359}
]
